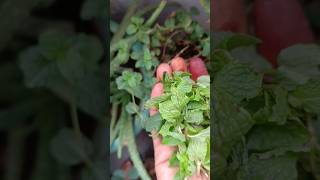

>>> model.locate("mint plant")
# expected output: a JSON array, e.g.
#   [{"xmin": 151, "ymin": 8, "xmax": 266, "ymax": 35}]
[
  {"xmin": 110, "ymin": 0, "xmax": 209, "ymax": 179},
  {"xmin": 145, "ymin": 72, "xmax": 210, "ymax": 179},
  {"xmin": 213, "ymin": 32, "xmax": 320, "ymax": 179}
]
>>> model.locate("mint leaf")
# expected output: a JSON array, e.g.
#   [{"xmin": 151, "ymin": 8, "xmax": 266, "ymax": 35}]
[
  {"xmin": 247, "ymin": 122, "xmax": 309, "ymax": 152},
  {"xmin": 125, "ymin": 102, "xmax": 139, "ymax": 114},
  {"xmin": 214, "ymin": 62, "xmax": 262, "ymax": 103},
  {"xmin": 269, "ymin": 86, "xmax": 289, "ymax": 124},
  {"xmin": 289, "ymin": 80, "xmax": 320, "ymax": 114},
  {"xmin": 158, "ymin": 100, "xmax": 181, "ymax": 122},
  {"xmin": 278, "ymin": 44, "xmax": 320, "ymax": 84},
  {"xmin": 50, "ymin": 128, "xmax": 93, "ymax": 165},
  {"xmin": 216, "ymin": 34, "xmax": 261, "ymax": 51},
  {"xmin": 184, "ymin": 110, "xmax": 203, "ymax": 124},
  {"xmin": 116, "ymin": 70, "xmax": 143, "ymax": 98},
  {"xmin": 246, "ymin": 154, "xmax": 298, "ymax": 180},
  {"xmin": 145, "ymin": 113, "xmax": 162, "ymax": 132}
]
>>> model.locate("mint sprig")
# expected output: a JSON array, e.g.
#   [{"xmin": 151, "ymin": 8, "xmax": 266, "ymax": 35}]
[{"xmin": 145, "ymin": 72, "xmax": 210, "ymax": 179}]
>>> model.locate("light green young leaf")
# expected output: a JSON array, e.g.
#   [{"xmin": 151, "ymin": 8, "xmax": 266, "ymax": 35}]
[{"xmin": 158, "ymin": 100, "xmax": 181, "ymax": 122}]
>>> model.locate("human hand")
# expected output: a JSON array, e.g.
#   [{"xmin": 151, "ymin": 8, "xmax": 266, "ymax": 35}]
[{"xmin": 149, "ymin": 56, "xmax": 209, "ymax": 180}]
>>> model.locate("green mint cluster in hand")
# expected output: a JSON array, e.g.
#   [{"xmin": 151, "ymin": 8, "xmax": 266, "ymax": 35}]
[{"xmin": 145, "ymin": 72, "xmax": 210, "ymax": 179}]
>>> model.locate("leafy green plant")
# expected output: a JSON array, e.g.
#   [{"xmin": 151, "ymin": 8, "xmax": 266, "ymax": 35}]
[
  {"xmin": 213, "ymin": 32, "xmax": 320, "ymax": 180},
  {"xmin": 0, "ymin": 0, "xmax": 107, "ymax": 180},
  {"xmin": 145, "ymin": 72, "xmax": 210, "ymax": 179},
  {"xmin": 110, "ymin": 0, "xmax": 209, "ymax": 179}
]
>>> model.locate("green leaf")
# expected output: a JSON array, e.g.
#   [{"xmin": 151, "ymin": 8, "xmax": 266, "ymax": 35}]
[
  {"xmin": 50, "ymin": 128, "xmax": 93, "ymax": 165},
  {"xmin": 214, "ymin": 62, "xmax": 262, "ymax": 103},
  {"xmin": 184, "ymin": 110, "xmax": 204, "ymax": 124},
  {"xmin": 125, "ymin": 102, "xmax": 139, "ymax": 114},
  {"xmin": 197, "ymin": 75, "xmax": 210, "ymax": 88},
  {"xmin": 116, "ymin": 70, "xmax": 143, "ymax": 98},
  {"xmin": 158, "ymin": 100, "xmax": 181, "ymax": 122},
  {"xmin": 126, "ymin": 24, "xmax": 138, "ymax": 35},
  {"xmin": 213, "ymin": 93, "xmax": 254, "ymax": 158},
  {"xmin": 246, "ymin": 154, "xmax": 298, "ymax": 180},
  {"xmin": 144, "ymin": 94, "xmax": 170, "ymax": 108},
  {"xmin": 278, "ymin": 44, "xmax": 320, "ymax": 84},
  {"xmin": 289, "ymin": 79, "xmax": 320, "ymax": 113},
  {"xmin": 187, "ymin": 139, "xmax": 207, "ymax": 162},
  {"xmin": 177, "ymin": 76, "xmax": 193, "ymax": 93},
  {"xmin": 247, "ymin": 122, "xmax": 309, "ymax": 152},
  {"xmin": 73, "ymin": 71, "xmax": 107, "ymax": 120},
  {"xmin": 162, "ymin": 136, "xmax": 184, "ymax": 146},
  {"xmin": 269, "ymin": 86, "xmax": 289, "ymax": 124},
  {"xmin": 216, "ymin": 34, "xmax": 261, "ymax": 51},
  {"xmin": 145, "ymin": 113, "xmax": 162, "ymax": 132},
  {"xmin": 230, "ymin": 46, "xmax": 272, "ymax": 72}
]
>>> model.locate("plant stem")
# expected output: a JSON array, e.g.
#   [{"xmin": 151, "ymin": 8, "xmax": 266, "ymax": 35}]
[
  {"xmin": 145, "ymin": 0, "xmax": 167, "ymax": 27},
  {"xmin": 110, "ymin": 0, "xmax": 140, "ymax": 58},
  {"xmin": 110, "ymin": 103, "xmax": 119, "ymax": 146},
  {"xmin": 69, "ymin": 100, "xmax": 93, "ymax": 168},
  {"xmin": 126, "ymin": 118, "xmax": 151, "ymax": 180}
]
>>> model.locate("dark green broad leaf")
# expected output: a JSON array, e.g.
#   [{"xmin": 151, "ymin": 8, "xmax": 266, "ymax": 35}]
[
  {"xmin": 19, "ymin": 31, "xmax": 105, "ymax": 119},
  {"xmin": 288, "ymin": 79, "xmax": 320, "ymax": 114},
  {"xmin": 74, "ymin": 71, "xmax": 107, "ymax": 120},
  {"xmin": 214, "ymin": 62, "xmax": 262, "ymax": 103},
  {"xmin": 211, "ymin": 49, "xmax": 234, "ymax": 73},
  {"xmin": 216, "ymin": 34, "xmax": 261, "ymax": 51},
  {"xmin": 269, "ymin": 86, "xmax": 289, "ymax": 125},
  {"xmin": 246, "ymin": 154, "xmax": 298, "ymax": 180},
  {"xmin": 247, "ymin": 122, "xmax": 309, "ymax": 152},
  {"xmin": 231, "ymin": 46, "xmax": 272, "ymax": 72},
  {"xmin": 50, "ymin": 128, "xmax": 93, "ymax": 165},
  {"xmin": 213, "ymin": 93, "xmax": 254, "ymax": 158},
  {"xmin": 278, "ymin": 44, "xmax": 320, "ymax": 84}
]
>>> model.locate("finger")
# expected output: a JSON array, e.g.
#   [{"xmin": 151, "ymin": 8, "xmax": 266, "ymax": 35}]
[
  {"xmin": 188, "ymin": 56, "xmax": 208, "ymax": 81},
  {"xmin": 170, "ymin": 56, "xmax": 187, "ymax": 72},
  {"xmin": 149, "ymin": 82, "xmax": 164, "ymax": 116},
  {"xmin": 156, "ymin": 63, "xmax": 172, "ymax": 81},
  {"xmin": 152, "ymin": 133, "xmax": 178, "ymax": 180},
  {"xmin": 149, "ymin": 81, "xmax": 178, "ymax": 179}
]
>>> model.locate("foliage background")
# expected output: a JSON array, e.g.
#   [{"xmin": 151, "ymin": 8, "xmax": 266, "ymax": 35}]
[{"xmin": 0, "ymin": 0, "xmax": 107, "ymax": 180}]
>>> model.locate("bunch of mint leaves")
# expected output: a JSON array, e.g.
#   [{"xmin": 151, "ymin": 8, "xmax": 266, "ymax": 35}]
[
  {"xmin": 213, "ymin": 32, "xmax": 320, "ymax": 179},
  {"xmin": 110, "ymin": 1, "xmax": 210, "ymax": 179},
  {"xmin": 145, "ymin": 72, "xmax": 210, "ymax": 179}
]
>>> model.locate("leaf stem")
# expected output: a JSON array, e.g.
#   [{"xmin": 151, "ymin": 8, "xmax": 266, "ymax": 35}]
[
  {"xmin": 126, "ymin": 117, "xmax": 151, "ymax": 180},
  {"xmin": 110, "ymin": 0, "xmax": 140, "ymax": 58},
  {"xmin": 145, "ymin": 0, "xmax": 167, "ymax": 27},
  {"xmin": 110, "ymin": 103, "xmax": 119, "ymax": 145},
  {"xmin": 69, "ymin": 100, "xmax": 93, "ymax": 168}
]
